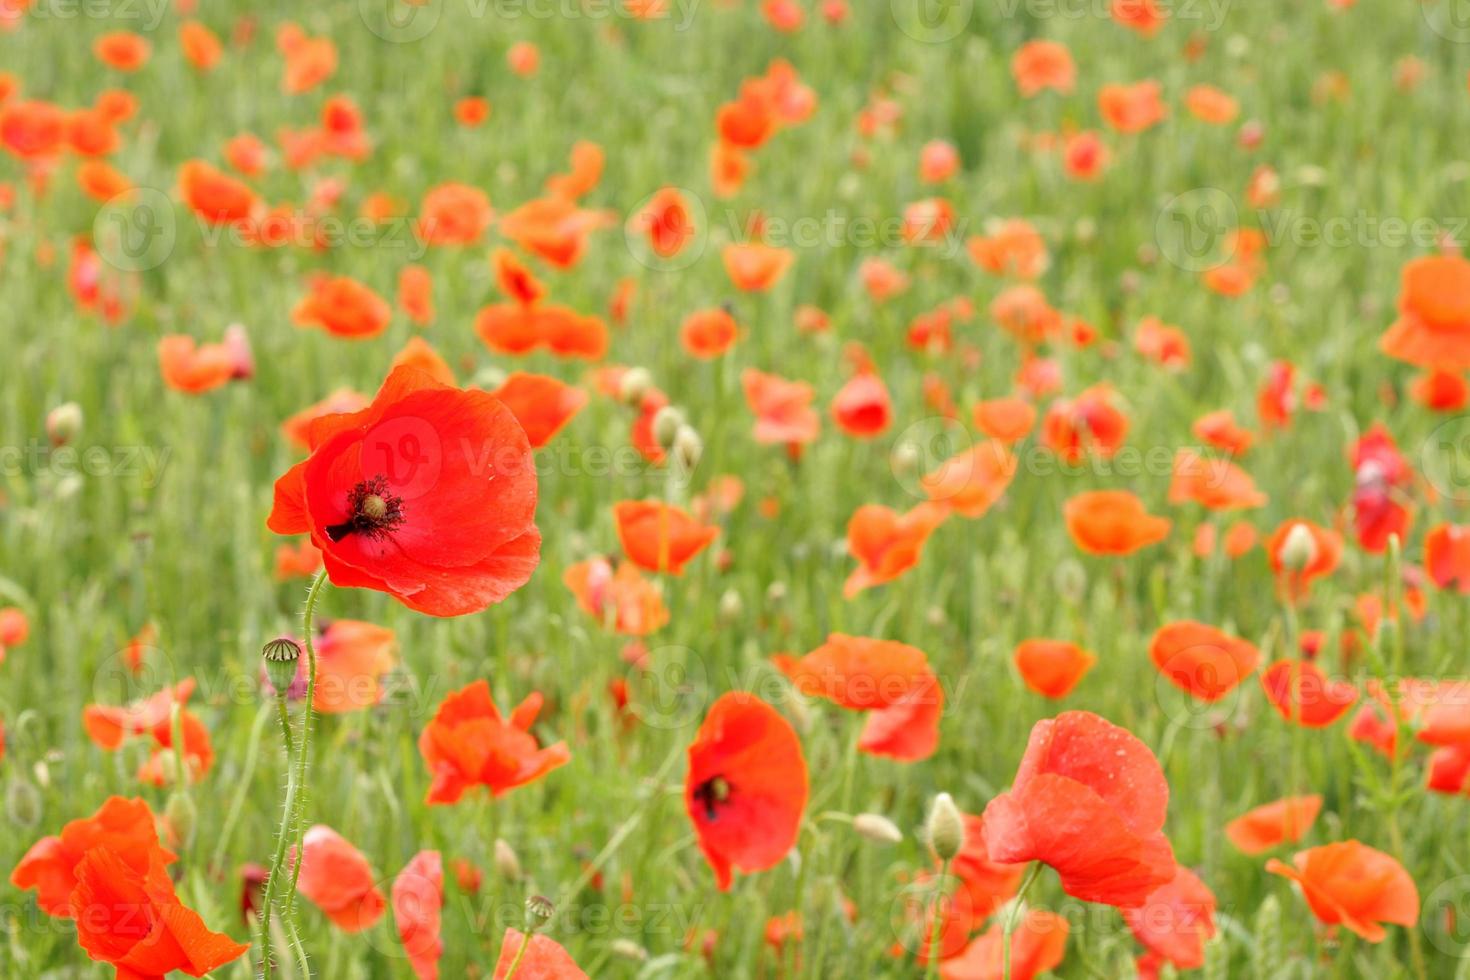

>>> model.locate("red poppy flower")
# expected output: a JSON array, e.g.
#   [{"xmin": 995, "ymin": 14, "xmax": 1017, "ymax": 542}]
[
  {"xmin": 267, "ymin": 366, "xmax": 541, "ymax": 617},
  {"xmin": 723, "ymin": 242, "xmax": 793, "ymax": 291},
  {"xmin": 939, "ymin": 908, "xmax": 1069, "ymax": 980},
  {"xmin": 1350, "ymin": 424, "xmax": 1413, "ymax": 553},
  {"xmin": 180, "ymin": 20, "xmax": 222, "ymax": 71},
  {"xmin": 681, "ymin": 307, "xmax": 741, "ymax": 358},
  {"xmin": 1011, "ymin": 40, "xmax": 1075, "ymax": 97},
  {"xmin": 291, "ymin": 275, "xmax": 392, "ymax": 339},
  {"xmin": 1041, "ymin": 386, "xmax": 1129, "ymax": 463},
  {"xmin": 921, "ymin": 441, "xmax": 1018, "ymax": 518},
  {"xmin": 563, "ymin": 556, "xmax": 669, "ymax": 635},
  {"xmin": 1259, "ymin": 660, "xmax": 1358, "ymax": 727},
  {"xmin": 685, "ymin": 692, "xmax": 809, "ymax": 890},
  {"xmin": 1149, "ymin": 621, "xmax": 1260, "ymax": 702},
  {"xmin": 1265, "ymin": 519, "xmax": 1342, "ymax": 598},
  {"xmin": 1063, "ymin": 491, "xmax": 1171, "ymax": 556},
  {"xmin": 1013, "ymin": 639, "xmax": 1096, "ymax": 699},
  {"xmin": 1223, "ymin": 795, "xmax": 1322, "ymax": 854},
  {"xmin": 1266, "ymin": 841, "xmax": 1419, "ymax": 942},
  {"xmin": 1123, "ymin": 865, "xmax": 1216, "ymax": 970},
  {"xmin": 294, "ymin": 825, "xmax": 386, "ymax": 931},
  {"xmin": 490, "ymin": 372, "xmax": 587, "ymax": 448},
  {"xmin": 1426, "ymin": 523, "xmax": 1470, "ymax": 592},
  {"xmin": 498, "ymin": 196, "xmax": 613, "ymax": 269},
  {"xmin": 1379, "ymin": 254, "xmax": 1470, "ymax": 369},
  {"xmin": 177, "ymin": 159, "xmax": 258, "ymax": 224},
  {"xmin": 1427, "ymin": 745, "xmax": 1470, "ymax": 795},
  {"xmin": 982, "ymin": 711, "xmax": 1175, "ymax": 907},
  {"xmin": 493, "ymin": 929, "xmax": 588, "ymax": 978},
  {"xmin": 71, "ymin": 846, "xmax": 248, "ymax": 977},
  {"xmin": 281, "ymin": 387, "xmax": 370, "ymax": 450},
  {"xmin": 416, "ymin": 182, "xmax": 493, "ymax": 246},
  {"xmin": 11, "ymin": 797, "xmax": 177, "ymax": 917},
  {"xmin": 83, "ymin": 679, "xmax": 196, "ymax": 750},
  {"xmin": 1168, "ymin": 450, "xmax": 1267, "ymax": 511},
  {"xmin": 831, "ymin": 371, "xmax": 892, "ymax": 438},
  {"xmin": 418, "ymin": 680, "xmax": 570, "ymax": 805},
  {"xmin": 631, "ymin": 186, "xmax": 696, "ymax": 258},
  {"xmin": 973, "ymin": 397, "xmax": 1037, "ymax": 444},
  {"xmin": 1192, "ymin": 410, "xmax": 1254, "ymax": 455},
  {"xmin": 843, "ymin": 501, "xmax": 948, "ymax": 598},
  {"xmin": 612, "ymin": 500, "xmax": 718, "ymax": 575},
  {"xmin": 393, "ymin": 850, "xmax": 443, "ymax": 980},
  {"xmin": 398, "ymin": 264, "xmax": 435, "ymax": 325},
  {"xmin": 950, "ymin": 813, "xmax": 1027, "ymax": 917},
  {"xmin": 742, "ymin": 368, "xmax": 820, "ymax": 451}
]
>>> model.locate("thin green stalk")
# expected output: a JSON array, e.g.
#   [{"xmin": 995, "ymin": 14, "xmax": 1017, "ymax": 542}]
[
  {"xmin": 923, "ymin": 858, "xmax": 951, "ymax": 980},
  {"xmin": 1002, "ymin": 863, "xmax": 1043, "ymax": 980}
]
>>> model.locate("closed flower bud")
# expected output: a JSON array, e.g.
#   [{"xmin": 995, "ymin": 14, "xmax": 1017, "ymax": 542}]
[
  {"xmin": 672, "ymin": 424, "xmax": 703, "ymax": 472},
  {"xmin": 890, "ymin": 441, "xmax": 920, "ymax": 475},
  {"xmin": 46, "ymin": 402, "xmax": 83, "ymax": 447},
  {"xmin": 471, "ymin": 366, "xmax": 508, "ymax": 391},
  {"xmin": 494, "ymin": 838, "xmax": 521, "ymax": 882},
  {"xmin": 1279, "ymin": 522, "xmax": 1317, "ymax": 572},
  {"xmin": 652, "ymin": 405, "xmax": 685, "ymax": 449},
  {"xmin": 262, "ymin": 637, "xmax": 302, "ymax": 696},
  {"xmin": 765, "ymin": 581, "xmax": 788, "ymax": 607},
  {"xmin": 7, "ymin": 777, "xmax": 42, "ymax": 828},
  {"xmin": 618, "ymin": 367, "xmax": 654, "ymax": 406},
  {"xmin": 165, "ymin": 792, "xmax": 198, "ymax": 845},
  {"xmin": 610, "ymin": 939, "xmax": 649, "ymax": 962},
  {"xmin": 853, "ymin": 813, "xmax": 903, "ymax": 845},
  {"xmin": 717, "ymin": 588, "xmax": 742, "ymax": 624},
  {"xmin": 926, "ymin": 792, "xmax": 965, "ymax": 862}
]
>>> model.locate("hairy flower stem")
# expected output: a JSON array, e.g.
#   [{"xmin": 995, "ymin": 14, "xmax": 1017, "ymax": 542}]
[
  {"xmin": 259, "ymin": 569, "xmax": 329, "ymax": 980},
  {"xmin": 923, "ymin": 858, "xmax": 952, "ymax": 980},
  {"xmin": 1002, "ymin": 863, "xmax": 1042, "ymax": 980}
]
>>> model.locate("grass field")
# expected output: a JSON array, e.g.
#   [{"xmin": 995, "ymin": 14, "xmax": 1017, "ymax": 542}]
[{"xmin": 4, "ymin": 0, "xmax": 1470, "ymax": 976}]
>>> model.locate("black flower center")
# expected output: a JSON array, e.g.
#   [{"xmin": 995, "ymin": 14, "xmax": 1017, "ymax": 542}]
[
  {"xmin": 693, "ymin": 775, "xmax": 732, "ymax": 821},
  {"xmin": 325, "ymin": 475, "xmax": 406, "ymax": 542}
]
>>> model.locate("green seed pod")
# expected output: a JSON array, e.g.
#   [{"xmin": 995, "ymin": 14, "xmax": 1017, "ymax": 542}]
[
  {"xmin": 7, "ymin": 777, "xmax": 43, "ymax": 829},
  {"xmin": 262, "ymin": 637, "xmax": 302, "ymax": 695}
]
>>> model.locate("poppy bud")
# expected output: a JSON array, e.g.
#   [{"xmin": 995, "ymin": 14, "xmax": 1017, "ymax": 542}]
[
  {"xmin": 765, "ymin": 581, "xmax": 788, "ymax": 607},
  {"xmin": 471, "ymin": 365, "xmax": 508, "ymax": 391},
  {"xmin": 46, "ymin": 401, "xmax": 83, "ymax": 447},
  {"xmin": 890, "ymin": 441, "xmax": 920, "ymax": 474},
  {"xmin": 494, "ymin": 838, "xmax": 521, "ymax": 882},
  {"xmin": 262, "ymin": 637, "xmax": 302, "ymax": 696},
  {"xmin": 853, "ymin": 813, "xmax": 903, "ymax": 845},
  {"xmin": 926, "ymin": 792, "xmax": 965, "ymax": 862},
  {"xmin": 717, "ymin": 588, "xmax": 742, "ymax": 624},
  {"xmin": 1279, "ymin": 522, "xmax": 1317, "ymax": 572},
  {"xmin": 618, "ymin": 367, "xmax": 653, "ymax": 406},
  {"xmin": 672, "ymin": 424, "xmax": 703, "ymax": 473},
  {"xmin": 6, "ymin": 776, "xmax": 42, "ymax": 828},
  {"xmin": 525, "ymin": 894, "xmax": 555, "ymax": 929},
  {"xmin": 165, "ymin": 791, "xmax": 198, "ymax": 845},
  {"xmin": 610, "ymin": 939, "xmax": 649, "ymax": 962},
  {"xmin": 652, "ymin": 406, "xmax": 685, "ymax": 449}
]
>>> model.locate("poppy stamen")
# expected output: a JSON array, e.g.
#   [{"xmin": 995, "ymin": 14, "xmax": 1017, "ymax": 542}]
[
  {"xmin": 693, "ymin": 775, "xmax": 732, "ymax": 821},
  {"xmin": 326, "ymin": 475, "xmax": 406, "ymax": 542}
]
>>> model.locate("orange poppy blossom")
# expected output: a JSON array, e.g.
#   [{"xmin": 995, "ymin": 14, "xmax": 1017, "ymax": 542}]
[
  {"xmin": 291, "ymin": 274, "xmax": 392, "ymax": 339},
  {"xmin": 493, "ymin": 929, "xmax": 588, "ymax": 978},
  {"xmin": 293, "ymin": 825, "xmax": 386, "ymax": 932},
  {"xmin": 1098, "ymin": 80, "xmax": 1168, "ymax": 133},
  {"xmin": 612, "ymin": 500, "xmax": 718, "ymax": 575},
  {"xmin": 1168, "ymin": 449, "xmax": 1267, "ymax": 511},
  {"xmin": 1041, "ymin": 385, "xmax": 1129, "ymax": 463},
  {"xmin": 498, "ymin": 195, "xmax": 615, "ymax": 269},
  {"xmin": 274, "ymin": 537, "xmax": 323, "ymax": 580},
  {"xmin": 1184, "ymin": 84, "xmax": 1239, "ymax": 124},
  {"xmin": 280, "ymin": 386, "xmax": 370, "ymax": 450},
  {"xmin": 268, "ymin": 365, "xmax": 541, "ymax": 616},
  {"xmin": 475, "ymin": 249, "xmax": 610, "ymax": 359},
  {"xmin": 685, "ymin": 692, "xmax": 808, "ymax": 891},
  {"xmin": 831, "ymin": 368, "xmax": 892, "ymax": 438},
  {"xmin": 1062, "ymin": 129, "xmax": 1110, "ymax": 181},
  {"xmin": 973, "ymin": 396, "xmax": 1036, "ymax": 443},
  {"xmin": 396, "ymin": 263, "xmax": 435, "ymax": 325},
  {"xmin": 843, "ymin": 500, "xmax": 949, "ymax": 598},
  {"xmin": 939, "ymin": 908, "xmax": 1069, "ymax": 980},
  {"xmin": 263, "ymin": 619, "xmax": 397, "ymax": 714},
  {"xmin": 76, "ymin": 159, "xmax": 132, "ymax": 201},
  {"xmin": 1013, "ymin": 639, "xmax": 1096, "ymax": 699},
  {"xmin": 983, "ymin": 711, "xmax": 1176, "ymax": 907},
  {"xmin": 489, "ymin": 372, "xmax": 587, "ymax": 448},
  {"xmin": 723, "ymin": 241, "xmax": 794, "ymax": 292},
  {"xmin": 278, "ymin": 25, "xmax": 337, "ymax": 94},
  {"xmin": 176, "ymin": 159, "xmax": 258, "ymax": 225},
  {"xmin": 415, "ymin": 181, "xmax": 493, "ymax": 246},
  {"xmin": 11, "ymin": 796, "xmax": 177, "ymax": 917},
  {"xmin": 93, "ymin": 31, "xmax": 151, "ymax": 71},
  {"xmin": 1112, "ymin": 0, "xmax": 1167, "ymax": 34},
  {"xmin": 1063, "ymin": 490, "xmax": 1171, "ymax": 555},
  {"xmin": 1224, "ymin": 795, "xmax": 1323, "ymax": 854},
  {"xmin": 179, "ymin": 20, "xmax": 223, "ymax": 71},
  {"xmin": 158, "ymin": 324, "xmax": 253, "ymax": 394},
  {"xmin": 392, "ymin": 850, "xmax": 443, "ymax": 980},
  {"xmin": 1192, "ymin": 409, "xmax": 1254, "ymax": 455},
  {"xmin": 741, "ymin": 367, "xmax": 821, "ymax": 452},
  {"xmin": 631, "ymin": 186, "xmax": 697, "ymax": 258},
  {"xmin": 920, "ymin": 139, "xmax": 960, "ymax": 183},
  {"xmin": 860, "ymin": 257, "xmax": 911, "ymax": 303},
  {"xmin": 1379, "ymin": 253, "xmax": 1470, "ymax": 369},
  {"xmin": 1010, "ymin": 40, "xmax": 1075, "ymax": 97},
  {"xmin": 921, "ymin": 440, "xmax": 1018, "ymax": 518},
  {"xmin": 563, "ymin": 555, "xmax": 669, "ymax": 635},
  {"xmin": 1259, "ymin": 659, "xmax": 1358, "ymax": 727},
  {"xmin": 417, "ymin": 680, "xmax": 570, "ymax": 805},
  {"xmin": 967, "ymin": 218, "xmax": 1049, "ymax": 279},
  {"xmin": 1265, "ymin": 519, "xmax": 1342, "ymax": 598},
  {"xmin": 1123, "ymin": 865, "xmax": 1217, "ymax": 971},
  {"xmin": 776, "ymin": 634, "xmax": 942, "ymax": 761},
  {"xmin": 1266, "ymin": 841, "xmax": 1419, "ymax": 942},
  {"xmin": 680, "ymin": 306, "xmax": 741, "ymax": 358},
  {"xmin": 989, "ymin": 284, "xmax": 1061, "ymax": 346},
  {"xmin": 1149, "ymin": 620, "xmax": 1260, "ymax": 702},
  {"xmin": 1426, "ymin": 523, "xmax": 1470, "ymax": 592},
  {"xmin": 0, "ymin": 605, "xmax": 28, "ymax": 662}
]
